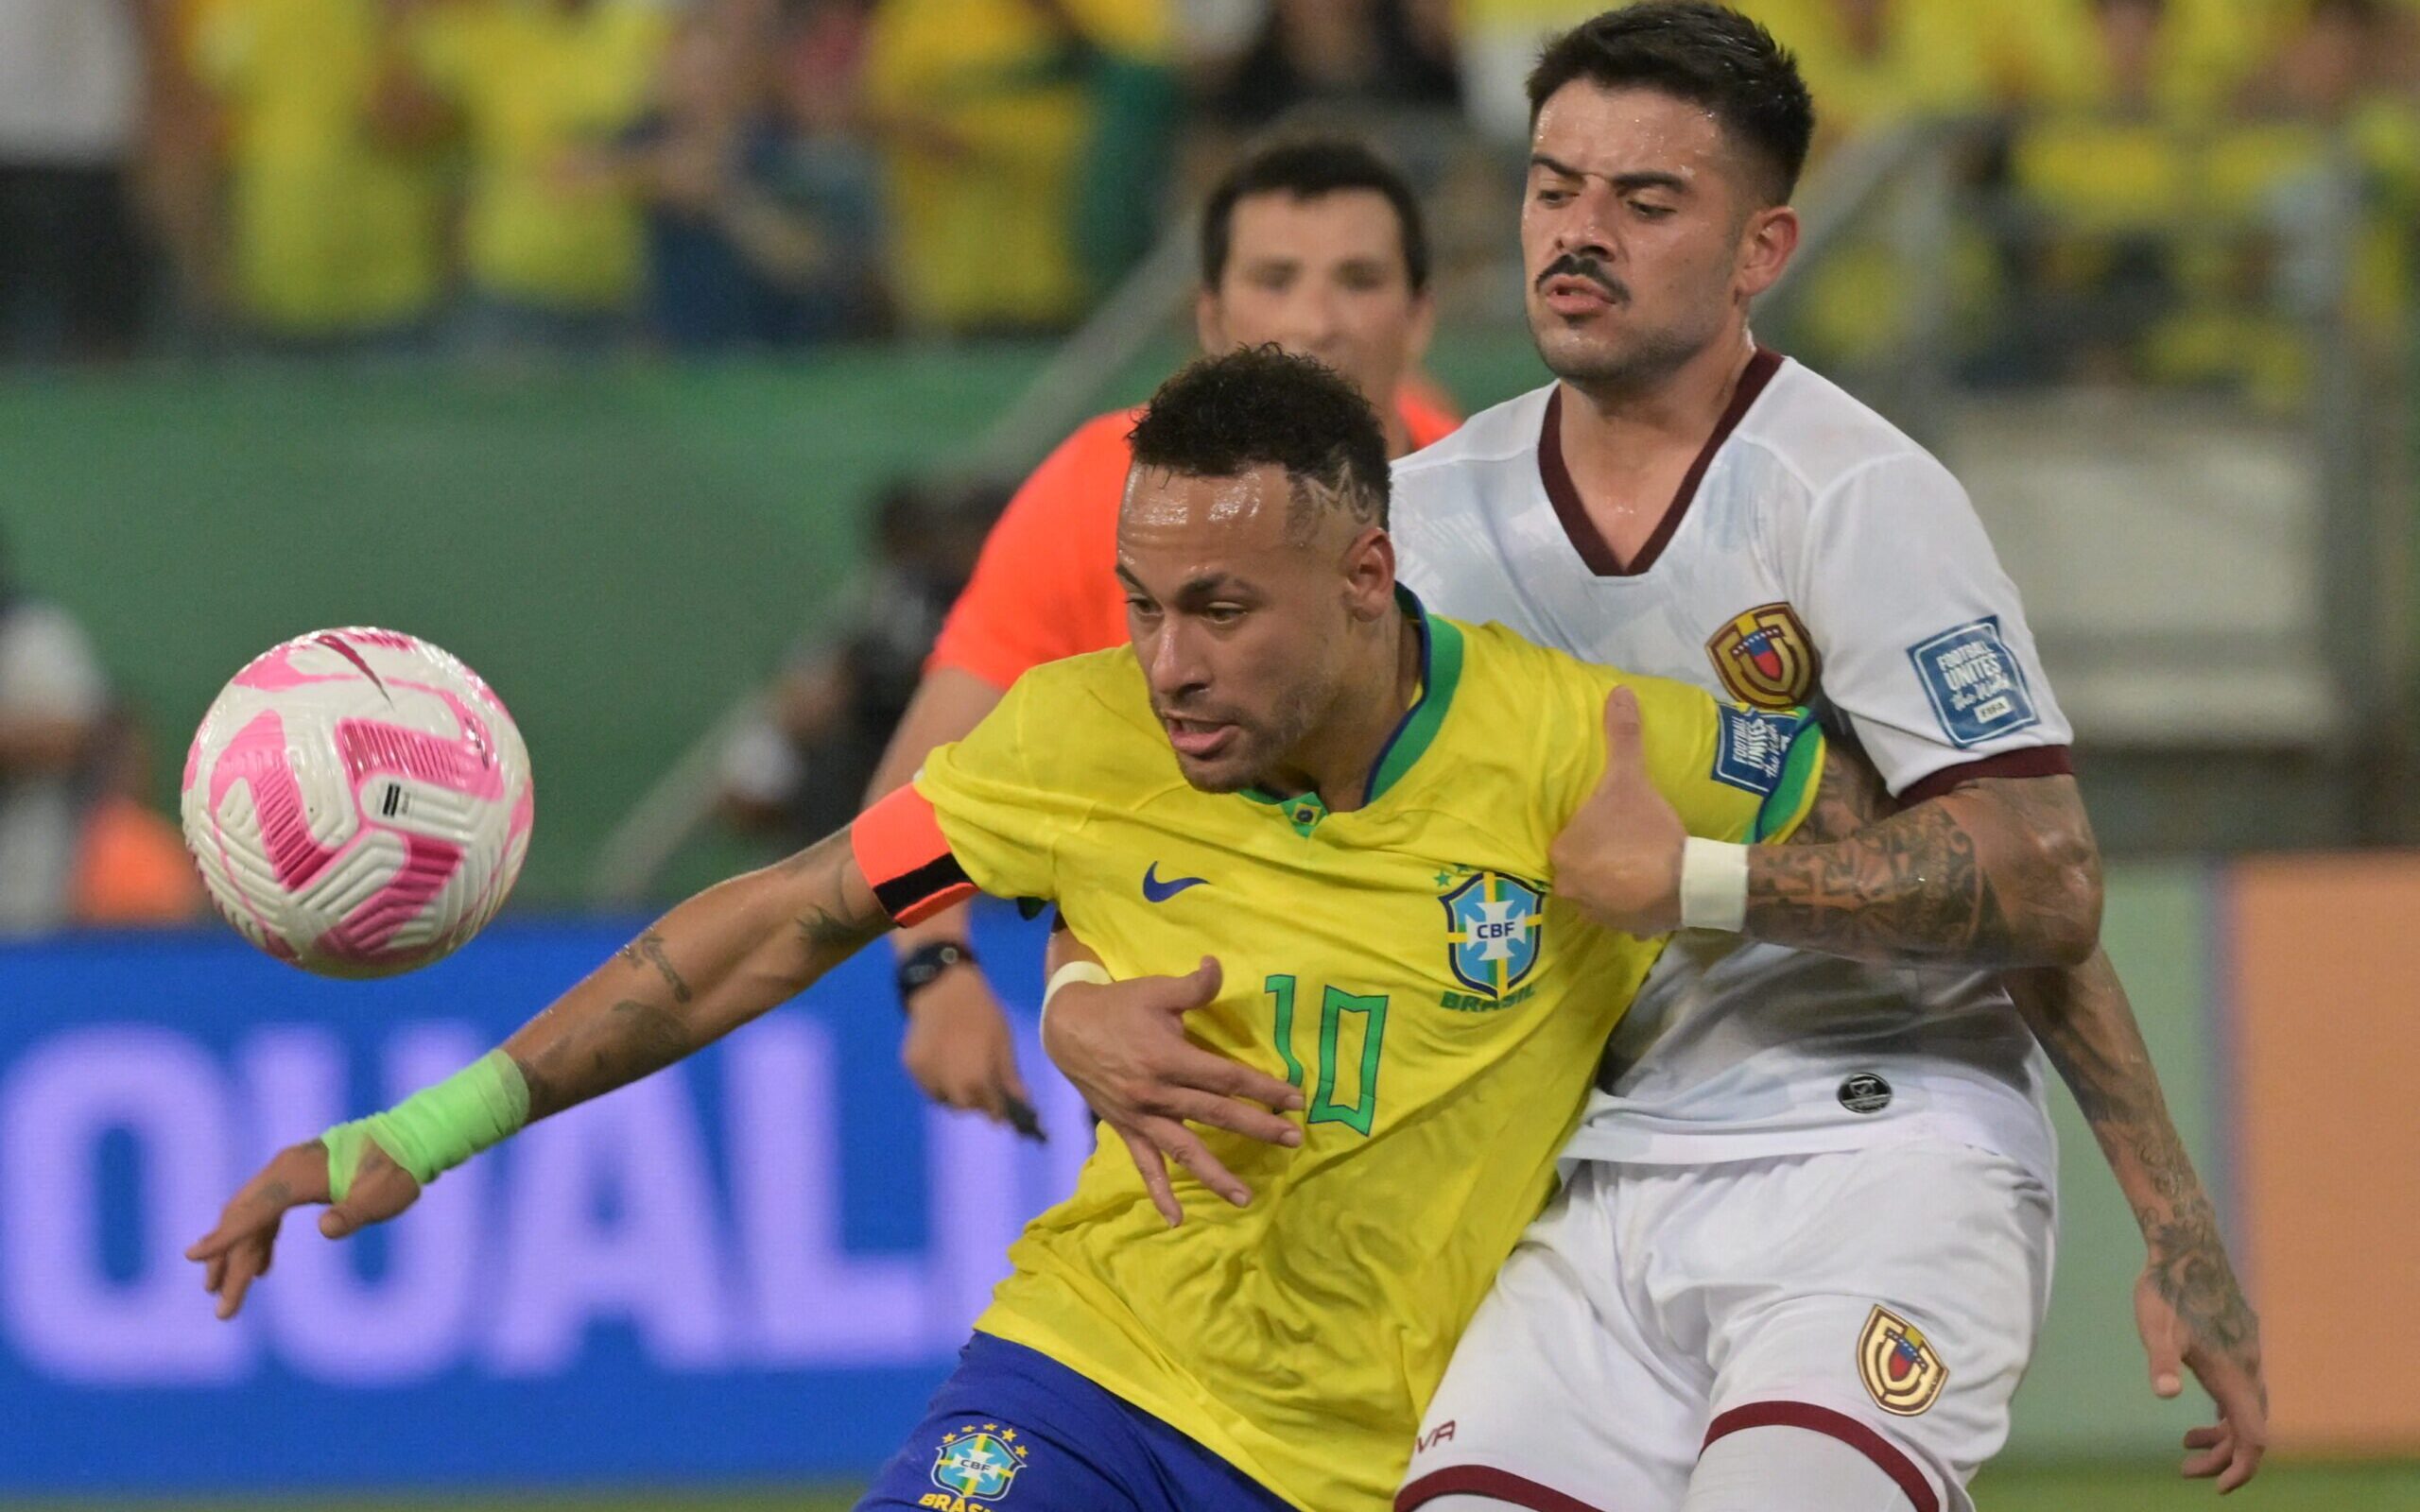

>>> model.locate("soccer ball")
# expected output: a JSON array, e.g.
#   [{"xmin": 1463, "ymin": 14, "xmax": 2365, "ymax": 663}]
[{"xmin": 181, "ymin": 627, "xmax": 534, "ymax": 977}]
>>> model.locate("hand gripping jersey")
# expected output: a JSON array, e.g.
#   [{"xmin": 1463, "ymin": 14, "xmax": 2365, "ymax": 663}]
[
  {"xmin": 1392, "ymin": 353, "xmax": 2072, "ymax": 1185},
  {"xmin": 853, "ymin": 595, "xmax": 1822, "ymax": 1512}
]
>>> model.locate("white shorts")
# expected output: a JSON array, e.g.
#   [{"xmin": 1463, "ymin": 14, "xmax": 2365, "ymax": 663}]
[{"xmin": 1397, "ymin": 1143, "xmax": 2055, "ymax": 1512}]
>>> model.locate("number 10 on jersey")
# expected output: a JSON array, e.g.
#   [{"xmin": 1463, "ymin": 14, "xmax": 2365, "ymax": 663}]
[{"xmin": 1266, "ymin": 974, "xmax": 1389, "ymax": 1136}]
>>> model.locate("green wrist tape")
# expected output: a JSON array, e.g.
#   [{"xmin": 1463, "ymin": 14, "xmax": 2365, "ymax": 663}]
[{"xmin": 323, "ymin": 1050, "xmax": 529, "ymax": 1202}]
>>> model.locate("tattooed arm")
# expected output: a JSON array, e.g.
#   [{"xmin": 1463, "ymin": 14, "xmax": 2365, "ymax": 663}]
[
  {"xmin": 2005, "ymin": 954, "xmax": 2268, "ymax": 1491},
  {"xmin": 1553, "ymin": 698, "xmax": 2100, "ymax": 968},
  {"xmin": 1747, "ymin": 760, "xmax": 2103, "ymax": 968},
  {"xmin": 506, "ymin": 827, "xmax": 889, "ymax": 1119},
  {"xmin": 189, "ymin": 828, "xmax": 892, "ymax": 1316}
]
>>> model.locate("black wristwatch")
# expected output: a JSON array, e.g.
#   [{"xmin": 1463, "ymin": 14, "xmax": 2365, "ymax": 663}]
[{"xmin": 896, "ymin": 941, "xmax": 977, "ymax": 1010}]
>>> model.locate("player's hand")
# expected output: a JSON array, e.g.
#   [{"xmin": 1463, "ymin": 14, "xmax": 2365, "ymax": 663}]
[
  {"xmin": 2136, "ymin": 1244, "xmax": 2268, "ymax": 1492},
  {"xmin": 902, "ymin": 965, "xmax": 1044, "ymax": 1139},
  {"xmin": 185, "ymin": 1138, "xmax": 424, "ymax": 1320},
  {"xmin": 1548, "ymin": 686, "xmax": 1687, "ymax": 936},
  {"xmin": 1041, "ymin": 955, "xmax": 1305, "ymax": 1227}
]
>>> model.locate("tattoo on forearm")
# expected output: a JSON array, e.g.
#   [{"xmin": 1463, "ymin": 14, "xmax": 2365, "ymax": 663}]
[
  {"xmin": 1793, "ymin": 730, "xmax": 1893, "ymax": 841},
  {"xmin": 619, "ymin": 931, "xmax": 692, "ymax": 1004},
  {"xmin": 2141, "ymin": 1203, "xmax": 2260, "ymax": 1360},
  {"xmin": 2010, "ymin": 955, "xmax": 2261, "ymax": 1379},
  {"xmin": 508, "ymin": 1053, "xmax": 557, "ymax": 1122},
  {"xmin": 786, "ymin": 829, "xmax": 887, "ymax": 968},
  {"xmin": 1754, "ymin": 799, "xmax": 2010, "ymax": 960},
  {"xmin": 1750, "ymin": 774, "xmax": 2098, "ymax": 967},
  {"xmin": 513, "ymin": 997, "xmax": 696, "ymax": 1122},
  {"xmin": 510, "ymin": 828, "xmax": 885, "ymax": 1125}
]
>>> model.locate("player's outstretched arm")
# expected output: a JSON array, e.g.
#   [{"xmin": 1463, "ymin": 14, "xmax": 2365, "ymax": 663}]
[
  {"xmin": 505, "ymin": 828, "xmax": 889, "ymax": 1119},
  {"xmin": 185, "ymin": 828, "xmax": 890, "ymax": 1319},
  {"xmin": 2003, "ymin": 953, "xmax": 2267, "ymax": 1493}
]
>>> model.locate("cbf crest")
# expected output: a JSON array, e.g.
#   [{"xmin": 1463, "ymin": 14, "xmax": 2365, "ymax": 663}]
[
  {"xmin": 1441, "ymin": 871, "xmax": 1544, "ymax": 1003},
  {"xmin": 922, "ymin": 1424, "xmax": 1029, "ymax": 1509},
  {"xmin": 1857, "ymin": 1305, "xmax": 1949, "ymax": 1416}
]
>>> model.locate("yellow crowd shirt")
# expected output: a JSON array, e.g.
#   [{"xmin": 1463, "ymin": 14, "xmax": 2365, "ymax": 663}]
[
  {"xmin": 860, "ymin": 0, "xmax": 1166, "ymax": 331},
  {"xmin": 409, "ymin": 0, "xmax": 668, "ymax": 310},
  {"xmin": 187, "ymin": 0, "xmax": 442, "ymax": 332},
  {"xmin": 854, "ymin": 595, "xmax": 1824, "ymax": 1511}
]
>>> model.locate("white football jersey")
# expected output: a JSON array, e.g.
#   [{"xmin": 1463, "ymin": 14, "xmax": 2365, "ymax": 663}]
[{"xmin": 1392, "ymin": 352, "xmax": 2067, "ymax": 1182}]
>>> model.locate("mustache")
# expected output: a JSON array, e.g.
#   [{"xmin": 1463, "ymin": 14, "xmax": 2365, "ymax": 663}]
[
  {"xmin": 1536, "ymin": 252, "xmax": 1628, "ymax": 302},
  {"xmin": 1152, "ymin": 698, "xmax": 1240, "ymax": 726}
]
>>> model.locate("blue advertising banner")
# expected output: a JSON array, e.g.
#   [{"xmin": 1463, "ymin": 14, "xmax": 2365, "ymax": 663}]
[{"xmin": 0, "ymin": 907, "xmax": 1087, "ymax": 1494}]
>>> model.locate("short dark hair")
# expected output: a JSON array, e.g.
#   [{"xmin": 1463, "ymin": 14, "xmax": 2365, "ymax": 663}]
[
  {"xmin": 1527, "ymin": 3, "xmax": 1815, "ymax": 206},
  {"xmin": 1200, "ymin": 136, "xmax": 1431, "ymax": 295},
  {"xmin": 1127, "ymin": 346, "xmax": 1391, "ymax": 535}
]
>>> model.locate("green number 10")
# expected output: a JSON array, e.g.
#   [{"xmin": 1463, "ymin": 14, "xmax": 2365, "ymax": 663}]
[{"xmin": 1265, "ymin": 974, "xmax": 1390, "ymax": 1137}]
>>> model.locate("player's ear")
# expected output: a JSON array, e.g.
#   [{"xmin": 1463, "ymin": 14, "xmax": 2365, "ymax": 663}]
[
  {"xmin": 1195, "ymin": 286, "xmax": 1225, "ymax": 353},
  {"xmin": 1340, "ymin": 525, "xmax": 1395, "ymax": 621},
  {"xmin": 1737, "ymin": 203, "xmax": 1799, "ymax": 301}
]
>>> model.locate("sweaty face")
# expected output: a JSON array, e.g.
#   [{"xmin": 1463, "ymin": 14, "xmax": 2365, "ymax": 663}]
[
  {"xmin": 1118, "ymin": 464, "xmax": 1357, "ymax": 794},
  {"xmin": 1202, "ymin": 190, "xmax": 1432, "ymax": 415},
  {"xmin": 1522, "ymin": 83, "xmax": 1758, "ymax": 394}
]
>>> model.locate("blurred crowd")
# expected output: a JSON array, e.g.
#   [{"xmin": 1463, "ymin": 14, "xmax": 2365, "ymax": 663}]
[
  {"xmin": 0, "ymin": 534, "xmax": 201, "ymax": 934},
  {"xmin": 8, "ymin": 0, "xmax": 2420, "ymax": 365}
]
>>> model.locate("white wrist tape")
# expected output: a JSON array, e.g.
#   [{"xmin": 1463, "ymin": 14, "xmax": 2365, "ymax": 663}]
[
  {"xmin": 1679, "ymin": 838, "xmax": 1750, "ymax": 933},
  {"xmin": 1040, "ymin": 960, "xmax": 1115, "ymax": 1033}
]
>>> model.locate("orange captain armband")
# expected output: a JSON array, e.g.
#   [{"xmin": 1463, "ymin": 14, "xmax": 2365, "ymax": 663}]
[{"xmin": 851, "ymin": 784, "xmax": 979, "ymax": 926}]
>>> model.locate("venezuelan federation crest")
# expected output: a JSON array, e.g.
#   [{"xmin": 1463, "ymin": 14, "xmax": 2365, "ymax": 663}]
[
  {"xmin": 928, "ymin": 1425, "xmax": 1028, "ymax": 1505},
  {"xmin": 1442, "ymin": 871, "xmax": 1544, "ymax": 1000},
  {"xmin": 1858, "ymin": 1305, "xmax": 1949, "ymax": 1416},
  {"xmin": 1706, "ymin": 602, "xmax": 1817, "ymax": 710}
]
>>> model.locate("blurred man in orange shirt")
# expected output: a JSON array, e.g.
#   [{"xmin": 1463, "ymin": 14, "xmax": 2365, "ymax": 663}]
[{"xmin": 873, "ymin": 135, "xmax": 1457, "ymax": 1124}]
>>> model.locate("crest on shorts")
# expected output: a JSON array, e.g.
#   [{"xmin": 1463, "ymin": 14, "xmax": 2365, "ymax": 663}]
[
  {"xmin": 928, "ymin": 1425, "xmax": 1028, "ymax": 1505},
  {"xmin": 1858, "ymin": 1305, "xmax": 1949, "ymax": 1416},
  {"xmin": 1442, "ymin": 870, "xmax": 1544, "ymax": 999},
  {"xmin": 1706, "ymin": 603, "xmax": 1817, "ymax": 711}
]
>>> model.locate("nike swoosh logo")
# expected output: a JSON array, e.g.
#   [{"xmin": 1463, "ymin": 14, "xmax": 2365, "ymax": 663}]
[{"xmin": 1141, "ymin": 863, "xmax": 1209, "ymax": 902}]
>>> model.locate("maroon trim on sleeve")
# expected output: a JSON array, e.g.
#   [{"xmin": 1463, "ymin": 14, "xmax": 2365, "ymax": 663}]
[
  {"xmin": 1702, "ymin": 1401, "xmax": 1940, "ymax": 1512},
  {"xmin": 1537, "ymin": 347, "xmax": 1783, "ymax": 577},
  {"xmin": 1894, "ymin": 745, "xmax": 2075, "ymax": 806},
  {"xmin": 1396, "ymin": 1466, "xmax": 1610, "ymax": 1512}
]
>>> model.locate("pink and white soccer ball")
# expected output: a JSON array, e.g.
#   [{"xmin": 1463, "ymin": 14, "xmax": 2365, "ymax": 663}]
[{"xmin": 181, "ymin": 627, "xmax": 534, "ymax": 977}]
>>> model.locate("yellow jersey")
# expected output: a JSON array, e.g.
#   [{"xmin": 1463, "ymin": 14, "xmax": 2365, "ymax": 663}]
[{"xmin": 855, "ymin": 596, "xmax": 1823, "ymax": 1512}]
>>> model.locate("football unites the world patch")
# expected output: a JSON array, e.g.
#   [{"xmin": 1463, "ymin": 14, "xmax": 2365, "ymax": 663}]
[
  {"xmin": 1857, "ymin": 1305, "xmax": 1949, "ymax": 1417},
  {"xmin": 921, "ymin": 1424, "xmax": 1030, "ymax": 1508},
  {"xmin": 1441, "ymin": 870, "xmax": 1544, "ymax": 1002},
  {"xmin": 1705, "ymin": 602, "xmax": 1818, "ymax": 710},
  {"xmin": 1908, "ymin": 617, "xmax": 2040, "ymax": 748},
  {"xmin": 1711, "ymin": 704, "xmax": 1804, "ymax": 797}
]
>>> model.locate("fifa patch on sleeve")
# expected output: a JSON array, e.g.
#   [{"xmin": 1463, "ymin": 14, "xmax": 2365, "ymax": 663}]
[
  {"xmin": 1907, "ymin": 618, "xmax": 2041, "ymax": 748},
  {"xmin": 1711, "ymin": 705, "xmax": 1804, "ymax": 796}
]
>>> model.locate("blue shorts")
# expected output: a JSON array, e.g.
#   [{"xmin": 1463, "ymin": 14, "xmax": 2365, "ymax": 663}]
[{"xmin": 856, "ymin": 1332, "xmax": 1295, "ymax": 1512}]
